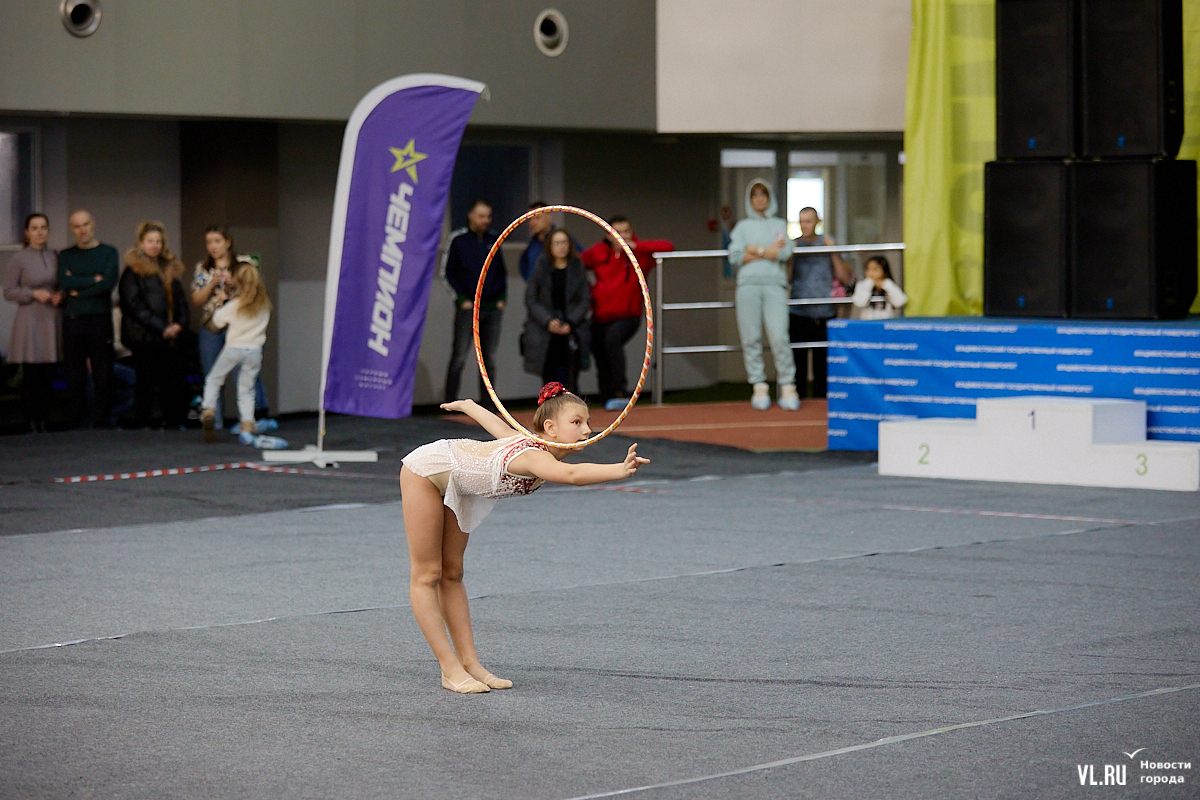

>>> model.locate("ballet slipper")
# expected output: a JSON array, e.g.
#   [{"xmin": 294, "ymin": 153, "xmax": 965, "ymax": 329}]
[
  {"xmin": 477, "ymin": 671, "xmax": 513, "ymax": 690},
  {"xmin": 441, "ymin": 673, "xmax": 490, "ymax": 694}
]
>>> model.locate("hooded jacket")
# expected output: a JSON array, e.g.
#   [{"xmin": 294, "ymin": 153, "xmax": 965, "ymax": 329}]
[
  {"xmin": 118, "ymin": 249, "xmax": 190, "ymax": 349},
  {"xmin": 727, "ymin": 181, "xmax": 794, "ymax": 288}
]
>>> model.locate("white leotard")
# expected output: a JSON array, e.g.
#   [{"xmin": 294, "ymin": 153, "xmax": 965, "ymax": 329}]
[{"xmin": 402, "ymin": 435, "xmax": 548, "ymax": 532}]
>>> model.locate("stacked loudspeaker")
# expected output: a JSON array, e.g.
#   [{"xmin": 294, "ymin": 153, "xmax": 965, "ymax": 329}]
[{"xmin": 984, "ymin": 0, "xmax": 1197, "ymax": 319}]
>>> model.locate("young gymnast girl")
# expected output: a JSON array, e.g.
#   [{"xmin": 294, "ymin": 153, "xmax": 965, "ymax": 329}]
[{"xmin": 400, "ymin": 382, "xmax": 650, "ymax": 694}]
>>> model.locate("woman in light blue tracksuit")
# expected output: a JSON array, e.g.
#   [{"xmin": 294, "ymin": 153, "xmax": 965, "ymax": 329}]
[{"xmin": 727, "ymin": 180, "xmax": 799, "ymax": 411}]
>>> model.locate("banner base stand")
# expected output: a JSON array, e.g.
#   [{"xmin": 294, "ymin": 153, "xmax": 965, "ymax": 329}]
[{"xmin": 260, "ymin": 444, "xmax": 379, "ymax": 467}]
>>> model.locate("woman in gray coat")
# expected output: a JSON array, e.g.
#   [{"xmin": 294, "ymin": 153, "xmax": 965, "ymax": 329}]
[
  {"xmin": 522, "ymin": 229, "xmax": 591, "ymax": 395},
  {"xmin": 3, "ymin": 213, "xmax": 62, "ymax": 431}
]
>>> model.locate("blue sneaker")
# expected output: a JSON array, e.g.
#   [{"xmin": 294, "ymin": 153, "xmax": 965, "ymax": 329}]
[
  {"xmin": 604, "ymin": 397, "xmax": 627, "ymax": 412},
  {"xmin": 750, "ymin": 382, "xmax": 771, "ymax": 411},
  {"xmin": 238, "ymin": 431, "xmax": 290, "ymax": 450},
  {"xmin": 254, "ymin": 434, "xmax": 290, "ymax": 450},
  {"xmin": 777, "ymin": 383, "xmax": 801, "ymax": 412},
  {"xmin": 233, "ymin": 419, "xmax": 279, "ymax": 434}
]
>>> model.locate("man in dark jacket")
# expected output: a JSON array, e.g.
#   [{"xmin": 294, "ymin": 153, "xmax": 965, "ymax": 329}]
[
  {"xmin": 58, "ymin": 209, "xmax": 119, "ymax": 427},
  {"xmin": 443, "ymin": 199, "xmax": 506, "ymax": 404}
]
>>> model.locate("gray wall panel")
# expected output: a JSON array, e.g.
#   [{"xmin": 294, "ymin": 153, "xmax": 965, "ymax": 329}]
[
  {"xmin": 278, "ymin": 123, "xmax": 342, "ymax": 283},
  {"xmin": 0, "ymin": 1, "xmax": 656, "ymax": 130},
  {"xmin": 65, "ymin": 119, "xmax": 182, "ymax": 256}
]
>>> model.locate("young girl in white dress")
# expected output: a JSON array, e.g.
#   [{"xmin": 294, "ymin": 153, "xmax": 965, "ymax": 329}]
[{"xmin": 401, "ymin": 382, "xmax": 650, "ymax": 694}]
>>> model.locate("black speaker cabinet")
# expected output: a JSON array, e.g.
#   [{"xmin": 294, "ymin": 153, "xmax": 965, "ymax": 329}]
[
  {"xmin": 1070, "ymin": 159, "xmax": 1197, "ymax": 319},
  {"xmin": 1080, "ymin": 0, "xmax": 1184, "ymax": 158},
  {"xmin": 996, "ymin": 0, "xmax": 1078, "ymax": 159},
  {"xmin": 984, "ymin": 161, "xmax": 1071, "ymax": 317}
]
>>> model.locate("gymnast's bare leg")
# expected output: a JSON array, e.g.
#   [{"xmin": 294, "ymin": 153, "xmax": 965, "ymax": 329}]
[
  {"xmin": 436, "ymin": 504, "xmax": 513, "ymax": 689},
  {"xmin": 400, "ymin": 465, "xmax": 507, "ymax": 692}
]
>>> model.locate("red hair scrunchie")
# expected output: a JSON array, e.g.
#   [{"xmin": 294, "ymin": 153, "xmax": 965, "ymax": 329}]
[{"xmin": 538, "ymin": 382, "xmax": 567, "ymax": 406}]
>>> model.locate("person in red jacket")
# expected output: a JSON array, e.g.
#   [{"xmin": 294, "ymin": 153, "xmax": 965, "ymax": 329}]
[{"xmin": 581, "ymin": 215, "xmax": 673, "ymax": 409}]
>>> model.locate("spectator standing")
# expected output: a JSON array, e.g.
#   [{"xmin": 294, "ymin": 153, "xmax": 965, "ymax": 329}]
[
  {"xmin": 727, "ymin": 181, "xmax": 798, "ymax": 411},
  {"xmin": 190, "ymin": 225, "xmax": 268, "ymax": 427},
  {"xmin": 581, "ymin": 216, "xmax": 672, "ymax": 410},
  {"xmin": 3, "ymin": 213, "xmax": 62, "ymax": 432},
  {"xmin": 118, "ymin": 221, "xmax": 191, "ymax": 429},
  {"xmin": 519, "ymin": 202, "xmax": 582, "ymax": 282},
  {"xmin": 789, "ymin": 206, "xmax": 853, "ymax": 398},
  {"xmin": 852, "ymin": 255, "xmax": 907, "ymax": 320},
  {"xmin": 519, "ymin": 202, "xmax": 551, "ymax": 282},
  {"xmin": 443, "ymin": 199, "xmax": 506, "ymax": 404},
  {"xmin": 57, "ymin": 210, "xmax": 119, "ymax": 428},
  {"xmin": 523, "ymin": 229, "xmax": 591, "ymax": 395}
]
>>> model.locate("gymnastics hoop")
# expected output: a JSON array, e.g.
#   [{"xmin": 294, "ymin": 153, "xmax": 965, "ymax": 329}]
[{"xmin": 473, "ymin": 204, "xmax": 653, "ymax": 451}]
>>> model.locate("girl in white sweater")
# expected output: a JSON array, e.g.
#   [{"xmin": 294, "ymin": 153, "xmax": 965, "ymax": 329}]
[
  {"xmin": 852, "ymin": 256, "xmax": 908, "ymax": 321},
  {"xmin": 199, "ymin": 263, "xmax": 286, "ymax": 448}
]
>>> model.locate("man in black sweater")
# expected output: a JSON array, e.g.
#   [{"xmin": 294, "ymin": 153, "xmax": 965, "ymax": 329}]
[
  {"xmin": 57, "ymin": 210, "xmax": 120, "ymax": 428},
  {"xmin": 442, "ymin": 199, "xmax": 507, "ymax": 404}
]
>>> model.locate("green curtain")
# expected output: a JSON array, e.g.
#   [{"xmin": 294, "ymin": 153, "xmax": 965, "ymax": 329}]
[
  {"xmin": 902, "ymin": 0, "xmax": 995, "ymax": 317},
  {"xmin": 903, "ymin": 2, "xmax": 1199, "ymax": 316},
  {"xmin": 1182, "ymin": 0, "xmax": 1200, "ymax": 313}
]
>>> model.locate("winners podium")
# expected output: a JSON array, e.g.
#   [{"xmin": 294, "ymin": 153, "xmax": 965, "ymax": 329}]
[{"xmin": 879, "ymin": 396, "xmax": 1200, "ymax": 492}]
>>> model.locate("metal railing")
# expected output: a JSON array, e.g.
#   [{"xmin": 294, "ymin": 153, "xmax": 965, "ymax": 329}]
[{"xmin": 651, "ymin": 243, "xmax": 906, "ymax": 405}]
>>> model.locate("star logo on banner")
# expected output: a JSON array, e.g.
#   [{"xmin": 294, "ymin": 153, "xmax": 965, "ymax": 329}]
[{"xmin": 389, "ymin": 140, "xmax": 427, "ymax": 183}]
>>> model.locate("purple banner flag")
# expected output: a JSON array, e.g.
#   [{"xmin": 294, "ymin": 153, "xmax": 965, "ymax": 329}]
[{"xmin": 321, "ymin": 74, "xmax": 486, "ymax": 418}]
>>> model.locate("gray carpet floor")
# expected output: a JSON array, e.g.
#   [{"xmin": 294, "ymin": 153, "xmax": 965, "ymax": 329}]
[{"xmin": 1, "ymin": 416, "xmax": 1196, "ymax": 799}]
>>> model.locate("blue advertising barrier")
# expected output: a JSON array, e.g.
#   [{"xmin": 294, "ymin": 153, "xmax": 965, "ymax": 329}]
[{"xmin": 826, "ymin": 317, "xmax": 1200, "ymax": 451}]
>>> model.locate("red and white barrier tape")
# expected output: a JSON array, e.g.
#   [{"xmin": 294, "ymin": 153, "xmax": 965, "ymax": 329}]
[{"xmin": 51, "ymin": 461, "xmax": 392, "ymax": 484}]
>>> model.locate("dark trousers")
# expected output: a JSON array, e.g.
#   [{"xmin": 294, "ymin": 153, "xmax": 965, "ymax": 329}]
[
  {"xmin": 789, "ymin": 315, "xmax": 829, "ymax": 398},
  {"xmin": 445, "ymin": 304, "xmax": 503, "ymax": 403},
  {"xmin": 20, "ymin": 362, "xmax": 58, "ymax": 431},
  {"xmin": 129, "ymin": 345, "xmax": 190, "ymax": 428},
  {"xmin": 542, "ymin": 334, "xmax": 581, "ymax": 396},
  {"xmin": 63, "ymin": 314, "xmax": 115, "ymax": 427},
  {"xmin": 590, "ymin": 316, "xmax": 641, "ymax": 401}
]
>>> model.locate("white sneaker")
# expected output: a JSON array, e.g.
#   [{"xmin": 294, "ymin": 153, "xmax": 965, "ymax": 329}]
[
  {"xmin": 751, "ymin": 382, "xmax": 771, "ymax": 411},
  {"xmin": 778, "ymin": 383, "xmax": 801, "ymax": 411}
]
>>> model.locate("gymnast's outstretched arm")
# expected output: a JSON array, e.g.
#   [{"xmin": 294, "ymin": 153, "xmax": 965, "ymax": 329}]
[
  {"xmin": 509, "ymin": 444, "xmax": 650, "ymax": 486},
  {"xmin": 441, "ymin": 399, "xmax": 521, "ymax": 439}
]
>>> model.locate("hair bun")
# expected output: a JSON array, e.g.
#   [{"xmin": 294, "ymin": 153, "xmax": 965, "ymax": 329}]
[{"xmin": 537, "ymin": 382, "xmax": 567, "ymax": 406}]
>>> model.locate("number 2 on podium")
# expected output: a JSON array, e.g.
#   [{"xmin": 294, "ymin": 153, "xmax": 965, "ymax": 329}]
[{"xmin": 918, "ymin": 443, "xmax": 929, "ymax": 465}]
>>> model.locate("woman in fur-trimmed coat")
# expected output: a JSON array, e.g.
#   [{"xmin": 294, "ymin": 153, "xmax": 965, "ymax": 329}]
[{"xmin": 118, "ymin": 221, "xmax": 191, "ymax": 429}]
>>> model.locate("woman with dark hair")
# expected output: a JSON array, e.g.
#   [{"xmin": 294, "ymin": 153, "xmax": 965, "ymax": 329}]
[
  {"xmin": 522, "ymin": 229, "xmax": 591, "ymax": 395},
  {"xmin": 3, "ymin": 213, "xmax": 63, "ymax": 431},
  {"xmin": 118, "ymin": 220, "xmax": 191, "ymax": 429},
  {"xmin": 852, "ymin": 255, "xmax": 908, "ymax": 320},
  {"xmin": 190, "ymin": 225, "xmax": 268, "ymax": 428}
]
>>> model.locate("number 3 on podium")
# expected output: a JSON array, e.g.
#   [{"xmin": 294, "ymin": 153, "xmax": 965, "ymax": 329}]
[{"xmin": 1135, "ymin": 454, "xmax": 1147, "ymax": 476}]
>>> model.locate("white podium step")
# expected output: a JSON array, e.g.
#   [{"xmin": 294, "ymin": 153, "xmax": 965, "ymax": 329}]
[{"xmin": 878, "ymin": 396, "xmax": 1199, "ymax": 492}]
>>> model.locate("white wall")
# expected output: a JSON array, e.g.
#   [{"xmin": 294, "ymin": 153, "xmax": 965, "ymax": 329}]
[{"xmin": 656, "ymin": 0, "xmax": 911, "ymax": 133}]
